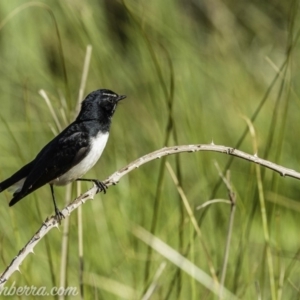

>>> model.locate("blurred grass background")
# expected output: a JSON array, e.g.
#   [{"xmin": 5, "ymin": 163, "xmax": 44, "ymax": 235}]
[{"xmin": 0, "ymin": 0, "xmax": 300, "ymax": 299}]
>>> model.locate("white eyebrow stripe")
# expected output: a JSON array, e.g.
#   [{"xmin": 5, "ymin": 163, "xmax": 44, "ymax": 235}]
[{"xmin": 103, "ymin": 93, "xmax": 117, "ymax": 97}]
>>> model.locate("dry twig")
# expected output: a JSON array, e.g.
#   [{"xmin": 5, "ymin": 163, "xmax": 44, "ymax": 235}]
[{"xmin": 0, "ymin": 143, "xmax": 299, "ymax": 288}]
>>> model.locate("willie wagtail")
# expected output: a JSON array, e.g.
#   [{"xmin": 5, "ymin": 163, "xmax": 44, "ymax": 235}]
[{"xmin": 0, "ymin": 89, "xmax": 126, "ymax": 221}]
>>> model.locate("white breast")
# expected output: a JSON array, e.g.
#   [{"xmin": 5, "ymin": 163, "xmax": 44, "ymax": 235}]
[{"xmin": 53, "ymin": 132, "xmax": 109, "ymax": 186}]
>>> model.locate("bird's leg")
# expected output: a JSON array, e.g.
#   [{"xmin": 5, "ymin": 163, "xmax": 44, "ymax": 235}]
[
  {"xmin": 50, "ymin": 184, "xmax": 64, "ymax": 223},
  {"xmin": 76, "ymin": 178, "xmax": 107, "ymax": 194}
]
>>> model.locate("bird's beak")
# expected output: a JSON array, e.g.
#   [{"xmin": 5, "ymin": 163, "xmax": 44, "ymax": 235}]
[{"xmin": 117, "ymin": 95, "xmax": 126, "ymax": 102}]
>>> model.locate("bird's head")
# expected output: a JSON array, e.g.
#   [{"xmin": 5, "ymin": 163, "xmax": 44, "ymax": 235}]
[{"xmin": 76, "ymin": 89, "xmax": 126, "ymax": 122}]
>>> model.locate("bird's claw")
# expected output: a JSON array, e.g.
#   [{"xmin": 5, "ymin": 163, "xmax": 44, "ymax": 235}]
[
  {"xmin": 94, "ymin": 180, "xmax": 107, "ymax": 194},
  {"xmin": 55, "ymin": 208, "xmax": 65, "ymax": 224}
]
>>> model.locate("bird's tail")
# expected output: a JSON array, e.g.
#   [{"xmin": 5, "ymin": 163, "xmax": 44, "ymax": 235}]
[
  {"xmin": 0, "ymin": 178, "xmax": 28, "ymax": 207},
  {"xmin": 0, "ymin": 161, "xmax": 34, "ymax": 196},
  {"xmin": 9, "ymin": 191, "xmax": 26, "ymax": 206},
  {"xmin": 0, "ymin": 177, "xmax": 17, "ymax": 193}
]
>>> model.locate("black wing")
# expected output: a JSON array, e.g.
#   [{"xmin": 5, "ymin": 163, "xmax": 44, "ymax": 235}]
[{"xmin": 9, "ymin": 130, "xmax": 90, "ymax": 206}]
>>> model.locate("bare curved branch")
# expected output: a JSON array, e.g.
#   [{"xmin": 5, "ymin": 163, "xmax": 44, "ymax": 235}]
[{"xmin": 0, "ymin": 143, "xmax": 299, "ymax": 288}]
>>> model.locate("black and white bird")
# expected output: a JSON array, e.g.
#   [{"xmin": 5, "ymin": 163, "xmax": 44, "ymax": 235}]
[{"xmin": 0, "ymin": 89, "xmax": 126, "ymax": 221}]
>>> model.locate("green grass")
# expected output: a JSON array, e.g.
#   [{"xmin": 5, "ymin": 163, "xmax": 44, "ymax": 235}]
[{"xmin": 0, "ymin": 0, "xmax": 300, "ymax": 299}]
